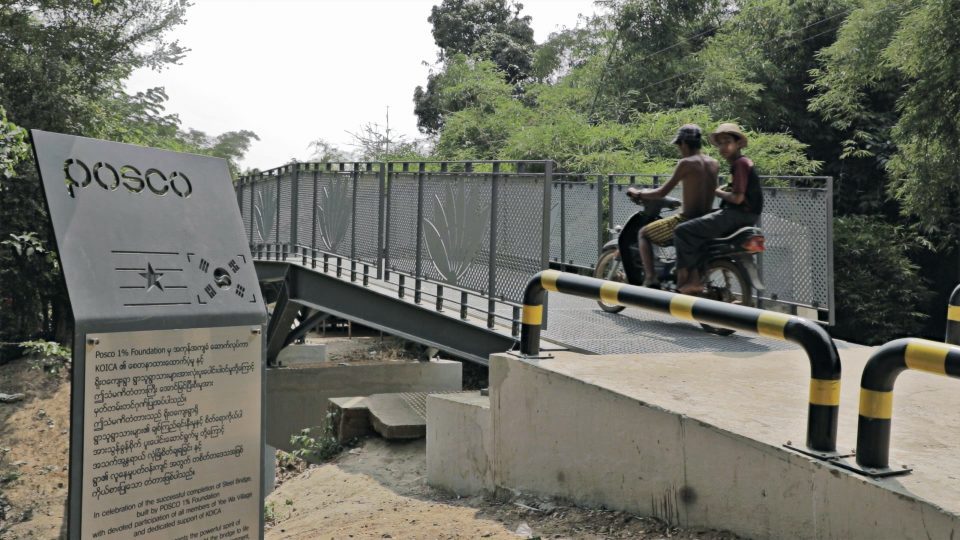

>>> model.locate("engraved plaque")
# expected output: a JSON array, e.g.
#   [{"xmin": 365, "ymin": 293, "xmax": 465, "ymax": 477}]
[
  {"xmin": 29, "ymin": 130, "xmax": 267, "ymax": 539},
  {"xmin": 83, "ymin": 326, "xmax": 261, "ymax": 539}
]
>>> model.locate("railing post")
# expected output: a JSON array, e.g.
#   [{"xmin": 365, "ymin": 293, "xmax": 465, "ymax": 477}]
[
  {"xmin": 415, "ymin": 162, "xmax": 425, "ymax": 304},
  {"xmin": 383, "ymin": 162, "xmax": 393, "ymax": 281},
  {"xmin": 487, "ymin": 162, "xmax": 499, "ymax": 329},
  {"xmin": 311, "ymin": 166, "xmax": 319, "ymax": 264},
  {"xmin": 290, "ymin": 162, "xmax": 299, "ymax": 249},
  {"xmin": 559, "ymin": 178, "xmax": 566, "ymax": 269},
  {"xmin": 541, "ymin": 161, "xmax": 553, "ymax": 330},
  {"xmin": 519, "ymin": 270, "xmax": 841, "ymax": 454},
  {"xmin": 351, "ymin": 162, "xmax": 359, "ymax": 282},
  {"xmin": 947, "ymin": 285, "xmax": 960, "ymax": 345},
  {"xmin": 249, "ymin": 176, "xmax": 256, "ymax": 246},
  {"xmin": 608, "ymin": 175, "xmax": 615, "ymax": 237},
  {"xmin": 376, "ymin": 162, "xmax": 386, "ymax": 280},
  {"xmin": 597, "ymin": 174, "xmax": 605, "ymax": 260},
  {"xmin": 274, "ymin": 170, "xmax": 281, "ymax": 252}
]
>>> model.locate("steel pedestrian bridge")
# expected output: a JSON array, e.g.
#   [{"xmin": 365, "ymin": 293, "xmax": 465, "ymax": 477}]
[{"xmin": 238, "ymin": 160, "xmax": 834, "ymax": 364}]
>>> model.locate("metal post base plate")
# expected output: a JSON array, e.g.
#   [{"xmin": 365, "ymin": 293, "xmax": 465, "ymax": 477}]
[
  {"xmin": 783, "ymin": 443, "xmax": 854, "ymax": 462},
  {"xmin": 827, "ymin": 457, "xmax": 913, "ymax": 478}
]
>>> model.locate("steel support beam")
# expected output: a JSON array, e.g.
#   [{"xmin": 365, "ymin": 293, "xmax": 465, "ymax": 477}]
[
  {"xmin": 254, "ymin": 261, "xmax": 516, "ymax": 365},
  {"xmin": 266, "ymin": 282, "xmax": 303, "ymax": 365}
]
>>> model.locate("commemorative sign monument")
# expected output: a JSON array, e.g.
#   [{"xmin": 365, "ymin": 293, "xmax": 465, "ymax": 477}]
[{"xmin": 30, "ymin": 131, "xmax": 267, "ymax": 539}]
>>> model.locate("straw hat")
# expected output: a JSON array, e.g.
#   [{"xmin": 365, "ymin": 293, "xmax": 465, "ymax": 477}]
[{"xmin": 709, "ymin": 123, "xmax": 748, "ymax": 147}]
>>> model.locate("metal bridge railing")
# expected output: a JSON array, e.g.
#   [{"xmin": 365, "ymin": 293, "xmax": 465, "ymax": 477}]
[
  {"xmin": 237, "ymin": 160, "xmax": 554, "ymax": 335},
  {"xmin": 518, "ymin": 269, "xmax": 842, "ymax": 454},
  {"xmin": 549, "ymin": 174, "xmax": 835, "ymax": 325}
]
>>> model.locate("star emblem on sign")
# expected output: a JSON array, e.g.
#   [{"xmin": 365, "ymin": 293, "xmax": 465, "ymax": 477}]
[{"xmin": 139, "ymin": 262, "xmax": 165, "ymax": 291}]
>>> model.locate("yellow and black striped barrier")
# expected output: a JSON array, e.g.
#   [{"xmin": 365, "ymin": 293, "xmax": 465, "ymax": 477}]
[
  {"xmin": 856, "ymin": 338, "xmax": 960, "ymax": 469},
  {"xmin": 520, "ymin": 270, "xmax": 843, "ymax": 453},
  {"xmin": 946, "ymin": 285, "xmax": 960, "ymax": 345}
]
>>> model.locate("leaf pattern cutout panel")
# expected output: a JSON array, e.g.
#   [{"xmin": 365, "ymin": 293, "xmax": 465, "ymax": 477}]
[{"xmin": 423, "ymin": 181, "xmax": 490, "ymax": 285}]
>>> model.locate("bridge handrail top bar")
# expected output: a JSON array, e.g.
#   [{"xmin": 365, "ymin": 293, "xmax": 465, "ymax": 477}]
[{"xmin": 386, "ymin": 159, "xmax": 557, "ymax": 165}]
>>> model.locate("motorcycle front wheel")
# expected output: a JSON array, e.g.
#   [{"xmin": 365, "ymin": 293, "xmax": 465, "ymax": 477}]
[
  {"xmin": 593, "ymin": 249, "xmax": 628, "ymax": 313},
  {"xmin": 698, "ymin": 259, "xmax": 753, "ymax": 336}
]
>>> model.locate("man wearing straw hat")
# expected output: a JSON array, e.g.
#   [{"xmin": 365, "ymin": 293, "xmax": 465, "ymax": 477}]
[{"xmin": 674, "ymin": 123, "xmax": 763, "ymax": 295}]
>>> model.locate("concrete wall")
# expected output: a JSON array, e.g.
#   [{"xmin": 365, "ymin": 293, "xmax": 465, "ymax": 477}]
[
  {"xmin": 266, "ymin": 359, "xmax": 461, "ymax": 449},
  {"xmin": 426, "ymin": 392, "xmax": 494, "ymax": 496},
  {"xmin": 481, "ymin": 352, "xmax": 960, "ymax": 540}
]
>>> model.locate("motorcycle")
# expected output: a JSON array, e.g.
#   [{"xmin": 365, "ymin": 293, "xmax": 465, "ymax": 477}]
[{"xmin": 594, "ymin": 193, "xmax": 766, "ymax": 336}]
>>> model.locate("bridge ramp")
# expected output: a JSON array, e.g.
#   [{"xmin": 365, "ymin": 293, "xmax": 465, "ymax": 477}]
[{"xmin": 431, "ymin": 346, "xmax": 960, "ymax": 539}]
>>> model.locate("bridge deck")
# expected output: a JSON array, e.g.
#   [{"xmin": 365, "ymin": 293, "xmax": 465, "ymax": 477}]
[
  {"xmin": 545, "ymin": 293, "xmax": 823, "ymax": 355},
  {"xmin": 258, "ymin": 257, "xmax": 851, "ymax": 359}
]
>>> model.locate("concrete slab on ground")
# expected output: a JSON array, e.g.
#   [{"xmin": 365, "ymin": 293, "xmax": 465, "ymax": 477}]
[
  {"xmin": 367, "ymin": 391, "xmax": 464, "ymax": 440},
  {"xmin": 265, "ymin": 359, "xmax": 462, "ymax": 450},
  {"xmin": 328, "ymin": 396, "xmax": 372, "ymax": 443}
]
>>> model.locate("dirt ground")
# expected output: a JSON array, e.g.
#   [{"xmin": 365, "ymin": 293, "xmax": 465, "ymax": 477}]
[
  {"xmin": 1, "ymin": 350, "xmax": 740, "ymax": 539},
  {"xmin": 0, "ymin": 356, "xmax": 70, "ymax": 539},
  {"xmin": 266, "ymin": 438, "xmax": 740, "ymax": 540}
]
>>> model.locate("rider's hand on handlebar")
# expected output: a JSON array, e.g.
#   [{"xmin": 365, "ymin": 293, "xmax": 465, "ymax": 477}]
[{"xmin": 626, "ymin": 187, "xmax": 656, "ymax": 202}]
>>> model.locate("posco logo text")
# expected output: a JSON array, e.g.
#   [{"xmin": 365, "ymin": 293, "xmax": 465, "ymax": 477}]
[{"xmin": 63, "ymin": 158, "xmax": 193, "ymax": 199}]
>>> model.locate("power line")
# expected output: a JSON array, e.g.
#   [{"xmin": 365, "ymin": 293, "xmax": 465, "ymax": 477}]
[{"xmin": 629, "ymin": 7, "xmax": 856, "ymax": 97}]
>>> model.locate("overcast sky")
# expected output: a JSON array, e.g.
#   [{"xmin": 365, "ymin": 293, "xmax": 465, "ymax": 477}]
[{"xmin": 125, "ymin": 0, "xmax": 599, "ymax": 170}]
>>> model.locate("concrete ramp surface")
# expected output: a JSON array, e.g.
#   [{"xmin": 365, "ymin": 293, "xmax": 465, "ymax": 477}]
[{"xmin": 429, "ymin": 347, "xmax": 960, "ymax": 539}]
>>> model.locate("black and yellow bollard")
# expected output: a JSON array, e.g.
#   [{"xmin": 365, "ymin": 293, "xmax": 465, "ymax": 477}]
[
  {"xmin": 520, "ymin": 270, "xmax": 842, "ymax": 454},
  {"xmin": 856, "ymin": 338, "xmax": 960, "ymax": 470},
  {"xmin": 946, "ymin": 285, "xmax": 960, "ymax": 345}
]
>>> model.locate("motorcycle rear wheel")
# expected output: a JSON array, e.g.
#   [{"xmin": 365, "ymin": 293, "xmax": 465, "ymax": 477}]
[
  {"xmin": 698, "ymin": 259, "xmax": 753, "ymax": 336},
  {"xmin": 593, "ymin": 250, "xmax": 628, "ymax": 314}
]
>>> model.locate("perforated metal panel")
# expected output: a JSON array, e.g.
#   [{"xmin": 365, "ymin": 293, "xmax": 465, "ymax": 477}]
[
  {"xmin": 354, "ymin": 170, "xmax": 382, "ymax": 266},
  {"xmin": 313, "ymin": 168, "xmax": 355, "ymax": 260},
  {"xmin": 758, "ymin": 185, "xmax": 831, "ymax": 313},
  {"xmin": 296, "ymin": 169, "xmax": 315, "ymax": 250},
  {"xmin": 420, "ymin": 172, "xmax": 493, "ymax": 293},
  {"xmin": 555, "ymin": 181, "xmax": 600, "ymax": 268},
  {"xmin": 278, "ymin": 171, "xmax": 293, "ymax": 245},
  {"xmin": 495, "ymin": 173, "xmax": 548, "ymax": 302},
  {"xmin": 240, "ymin": 182, "xmax": 253, "ymax": 242},
  {"xmin": 386, "ymin": 172, "xmax": 419, "ymax": 276},
  {"xmin": 252, "ymin": 177, "xmax": 278, "ymax": 244},
  {"xmin": 549, "ymin": 185, "xmax": 560, "ymax": 262}
]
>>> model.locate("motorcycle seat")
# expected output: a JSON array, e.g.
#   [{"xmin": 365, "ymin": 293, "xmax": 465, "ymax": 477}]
[{"xmin": 711, "ymin": 226, "xmax": 762, "ymax": 243}]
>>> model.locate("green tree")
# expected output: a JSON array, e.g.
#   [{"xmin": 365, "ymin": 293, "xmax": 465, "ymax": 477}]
[
  {"xmin": 0, "ymin": 0, "xmax": 260, "ymax": 344},
  {"xmin": 810, "ymin": 0, "xmax": 960, "ymax": 241},
  {"xmin": 830, "ymin": 215, "xmax": 934, "ymax": 345},
  {"xmin": 582, "ymin": 0, "xmax": 726, "ymax": 121},
  {"xmin": 414, "ymin": 0, "xmax": 535, "ymax": 133},
  {"xmin": 0, "ymin": 105, "xmax": 27, "ymax": 182},
  {"xmin": 428, "ymin": 0, "xmax": 535, "ymax": 82}
]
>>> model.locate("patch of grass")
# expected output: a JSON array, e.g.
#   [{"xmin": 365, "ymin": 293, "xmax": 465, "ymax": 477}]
[
  {"xmin": 1, "ymin": 471, "xmax": 21, "ymax": 484},
  {"xmin": 263, "ymin": 501, "xmax": 276, "ymax": 524},
  {"xmin": 289, "ymin": 411, "xmax": 343, "ymax": 463},
  {"xmin": 19, "ymin": 340, "xmax": 71, "ymax": 375}
]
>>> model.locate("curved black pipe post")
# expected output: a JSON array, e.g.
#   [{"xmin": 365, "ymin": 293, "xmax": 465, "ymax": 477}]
[
  {"xmin": 946, "ymin": 285, "xmax": 960, "ymax": 345},
  {"xmin": 520, "ymin": 270, "xmax": 842, "ymax": 453},
  {"xmin": 856, "ymin": 338, "xmax": 960, "ymax": 469}
]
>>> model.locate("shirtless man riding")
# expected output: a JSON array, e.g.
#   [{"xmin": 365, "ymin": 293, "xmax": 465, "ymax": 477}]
[{"xmin": 626, "ymin": 124, "xmax": 719, "ymax": 289}]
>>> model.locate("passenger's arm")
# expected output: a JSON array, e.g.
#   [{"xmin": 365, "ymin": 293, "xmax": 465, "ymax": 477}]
[
  {"xmin": 716, "ymin": 189, "xmax": 745, "ymax": 205},
  {"xmin": 716, "ymin": 159, "xmax": 748, "ymax": 205}
]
